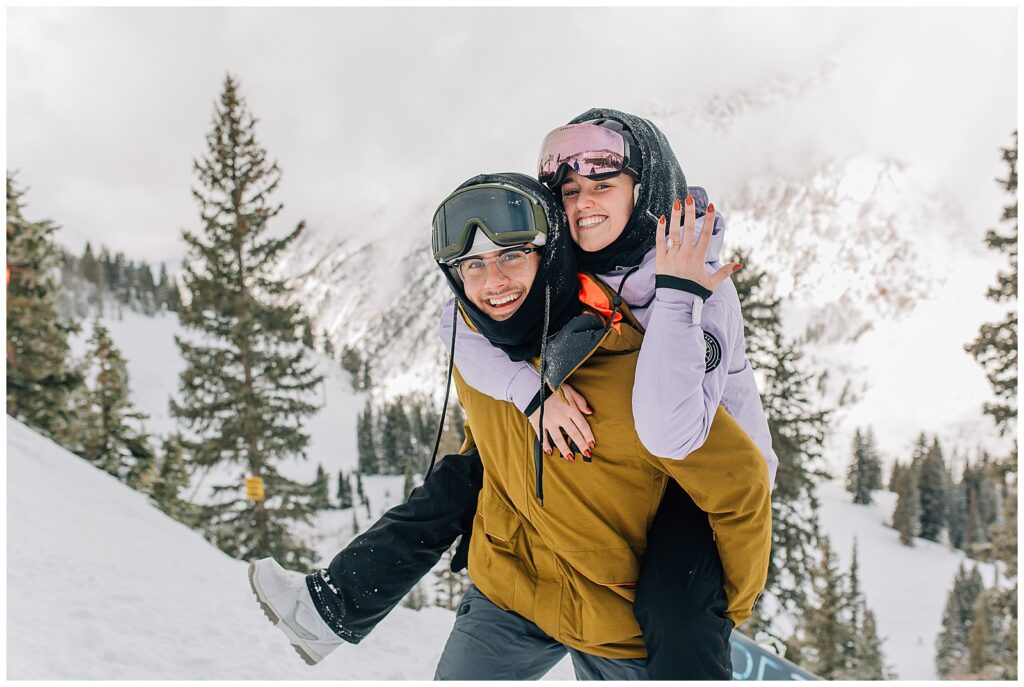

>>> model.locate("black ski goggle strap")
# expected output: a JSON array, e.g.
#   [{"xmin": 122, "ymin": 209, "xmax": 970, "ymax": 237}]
[{"xmin": 431, "ymin": 184, "xmax": 549, "ymax": 264}]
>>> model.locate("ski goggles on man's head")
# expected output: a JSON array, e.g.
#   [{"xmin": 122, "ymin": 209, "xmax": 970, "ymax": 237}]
[
  {"xmin": 537, "ymin": 121, "xmax": 638, "ymax": 187},
  {"xmin": 431, "ymin": 183, "xmax": 549, "ymax": 264}
]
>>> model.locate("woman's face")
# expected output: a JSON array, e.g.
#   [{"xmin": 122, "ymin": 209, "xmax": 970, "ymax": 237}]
[{"xmin": 559, "ymin": 170, "xmax": 636, "ymax": 253}]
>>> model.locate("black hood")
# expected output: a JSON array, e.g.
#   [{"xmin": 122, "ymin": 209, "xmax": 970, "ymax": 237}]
[
  {"xmin": 566, "ymin": 108, "xmax": 689, "ymax": 273},
  {"xmin": 440, "ymin": 172, "xmax": 581, "ymax": 362}
]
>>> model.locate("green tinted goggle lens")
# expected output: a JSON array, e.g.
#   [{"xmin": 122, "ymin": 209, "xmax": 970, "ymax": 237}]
[{"xmin": 431, "ymin": 184, "xmax": 548, "ymax": 263}]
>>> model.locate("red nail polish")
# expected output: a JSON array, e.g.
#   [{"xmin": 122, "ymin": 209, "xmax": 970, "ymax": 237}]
[
  {"xmin": 708, "ymin": 202, "xmax": 715, "ymax": 213},
  {"xmin": 589, "ymin": 441, "xmax": 595, "ymax": 449},
  {"xmin": 733, "ymin": 263, "xmax": 743, "ymax": 272},
  {"xmin": 673, "ymin": 198, "xmax": 681, "ymax": 211},
  {"xmin": 659, "ymin": 214, "xmax": 666, "ymax": 223},
  {"xmin": 685, "ymin": 195, "xmax": 694, "ymax": 206},
  {"xmin": 584, "ymin": 449, "xmax": 592, "ymax": 459}
]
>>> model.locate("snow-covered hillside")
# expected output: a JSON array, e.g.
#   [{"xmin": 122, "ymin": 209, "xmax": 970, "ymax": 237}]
[
  {"xmin": 817, "ymin": 480, "xmax": 996, "ymax": 680},
  {"xmin": 5, "ymin": 417, "xmax": 578, "ymax": 680},
  {"xmin": 8, "ymin": 411, "xmax": 995, "ymax": 680},
  {"xmin": 51, "ymin": 301, "xmax": 1005, "ymax": 681}
]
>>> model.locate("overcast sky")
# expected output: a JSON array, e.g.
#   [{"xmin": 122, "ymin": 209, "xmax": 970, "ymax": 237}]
[{"xmin": 6, "ymin": 6, "xmax": 1017, "ymax": 264}]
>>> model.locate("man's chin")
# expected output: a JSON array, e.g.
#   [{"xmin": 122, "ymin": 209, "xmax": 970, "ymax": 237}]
[{"xmin": 486, "ymin": 307, "xmax": 519, "ymax": 321}]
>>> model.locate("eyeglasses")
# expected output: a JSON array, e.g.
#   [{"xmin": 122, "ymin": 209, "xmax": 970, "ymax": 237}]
[
  {"xmin": 451, "ymin": 246, "xmax": 539, "ymax": 284},
  {"xmin": 431, "ymin": 184, "xmax": 549, "ymax": 264},
  {"xmin": 537, "ymin": 121, "xmax": 635, "ymax": 187}
]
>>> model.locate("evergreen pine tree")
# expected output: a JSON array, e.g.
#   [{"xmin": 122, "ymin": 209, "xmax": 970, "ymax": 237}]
[
  {"xmin": 918, "ymin": 438, "xmax": 948, "ymax": 542},
  {"xmin": 437, "ymin": 401, "xmax": 468, "ymax": 458},
  {"xmin": 169, "ymin": 74, "xmax": 324, "ymax": 568},
  {"xmin": 732, "ymin": 252, "xmax": 831, "ymax": 629},
  {"xmin": 887, "ymin": 460, "xmax": 905, "ymax": 492},
  {"xmin": 311, "ymin": 464, "xmax": 331, "ymax": 511},
  {"xmin": 965, "ymin": 131, "xmax": 1017, "ymax": 436},
  {"xmin": 794, "ymin": 537, "xmax": 851, "ymax": 679},
  {"xmin": 336, "ymin": 470, "xmax": 353, "ymax": 509},
  {"xmin": 356, "ymin": 405, "xmax": 378, "ymax": 474},
  {"xmin": 157, "ymin": 262, "xmax": 181, "ymax": 313},
  {"xmin": 401, "ymin": 581, "xmax": 428, "ymax": 611},
  {"xmin": 402, "ymin": 455, "xmax": 416, "ymax": 500},
  {"xmin": 935, "ymin": 563, "xmax": 984, "ymax": 678},
  {"xmin": 6, "ymin": 174, "xmax": 82, "ymax": 438},
  {"xmin": 962, "ymin": 460, "xmax": 990, "ymax": 554},
  {"xmin": 355, "ymin": 470, "xmax": 366, "ymax": 503},
  {"xmin": 433, "ymin": 549, "xmax": 471, "ymax": 611},
  {"xmin": 76, "ymin": 321, "xmax": 155, "ymax": 488},
  {"xmin": 322, "ymin": 329, "xmax": 334, "ymax": 358},
  {"xmin": 846, "ymin": 427, "xmax": 883, "ymax": 505},
  {"xmin": 891, "ymin": 464, "xmax": 921, "ymax": 545},
  {"xmin": 824, "ymin": 539, "xmax": 893, "ymax": 680},
  {"xmin": 150, "ymin": 434, "xmax": 198, "ymax": 526},
  {"xmin": 136, "ymin": 263, "xmax": 157, "ymax": 315},
  {"xmin": 948, "ymin": 471, "xmax": 969, "ymax": 550},
  {"xmin": 967, "ymin": 589, "xmax": 999, "ymax": 677},
  {"xmin": 378, "ymin": 401, "xmax": 413, "ymax": 475},
  {"xmin": 854, "ymin": 608, "xmax": 891, "ymax": 679},
  {"xmin": 986, "ymin": 486, "xmax": 1018, "ymax": 679}
]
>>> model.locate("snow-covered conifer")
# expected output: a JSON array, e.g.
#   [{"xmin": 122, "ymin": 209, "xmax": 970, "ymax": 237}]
[
  {"xmin": 965, "ymin": 131, "xmax": 1017, "ymax": 436},
  {"xmin": 6, "ymin": 174, "xmax": 82, "ymax": 439},
  {"xmin": 891, "ymin": 464, "xmax": 921, "ymax": 545},
  {"xmin": 918, "ymin": 437, "xmax": 949, "ymax": 542},
  {"xmin": 170, "ymin": 74, "xmax": 324, "ymax": 568},
  {"xmin": 846, "ymin": 427, "xmax": 883, "ymax": 505},
  {"xmin": 76, "ymin": 321, "xmax": 155, "ymax": 489},
  {"xmin": 732, "ymin": 251, "xmax": 830, "ymax": 631}
]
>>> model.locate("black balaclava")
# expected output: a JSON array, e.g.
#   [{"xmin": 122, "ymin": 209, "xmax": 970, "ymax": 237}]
[
  {"xmin": 439, "ymin": 172, "xmax": 581, "ymax": 362},
  {"xmin": 563, "ymin": 108, "xmax": 689, "ymax": 274}
]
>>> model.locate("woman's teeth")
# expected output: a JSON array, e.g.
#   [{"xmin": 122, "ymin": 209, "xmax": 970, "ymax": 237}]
[
  {"xmin": 488, "ymin": 293, "xmax": 520, "ymax": 307},
  {"xmin": 578, "ymin": 215, "xmax": 606, "ymax": 228}
]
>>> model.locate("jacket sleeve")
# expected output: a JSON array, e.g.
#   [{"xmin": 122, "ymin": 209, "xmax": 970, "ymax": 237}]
[
  {"xmin": 440, "ymin": 298, "xmax": 542, "ymax": 414},
  {"xmin": 648, "ymin": 406, "xmax": 772, "ymax": 627},
  {"xmin": 632, "ymin": 278, "xmax": 743, "ymax": 460}
]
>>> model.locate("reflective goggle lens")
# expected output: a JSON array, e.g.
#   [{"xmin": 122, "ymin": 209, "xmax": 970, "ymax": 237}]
[
  {"xmin": 537, "ymin": 123, "xmax": 627, "ymax": 184},
  {"xmin": 431, "ymin": 185, "xmax": 545, "ymax": 263}
]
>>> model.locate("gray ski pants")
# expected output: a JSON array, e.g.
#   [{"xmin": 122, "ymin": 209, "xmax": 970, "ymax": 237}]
[{"xmin": 434, "ymin": 585, "xmax": 649, "ymax": 680}]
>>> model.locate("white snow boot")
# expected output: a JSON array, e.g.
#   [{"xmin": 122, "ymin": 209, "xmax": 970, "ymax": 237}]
[{"xmin": 248, "ymin": 558, "xmax": 343, "ymax": 665}]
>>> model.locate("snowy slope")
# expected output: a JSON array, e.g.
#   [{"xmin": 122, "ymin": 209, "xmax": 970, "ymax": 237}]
[
  {"xmin": 5, "ymin": 417, "xmax": 577, "ymax": 680},
  {"xmin": 51, "ymin": 304, "xmax": 1004, "ymax": 681},
  {"xmin": 817, "ymin": 480, "xmax": 997, "ymax": 680}
]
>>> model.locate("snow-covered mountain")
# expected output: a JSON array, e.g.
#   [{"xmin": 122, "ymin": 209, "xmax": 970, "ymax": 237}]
[
  {"xmin": 274, "ymin": 154, "xmax": 1009, "ymax": 473},
  {"xmin": 7, "ymin": 413, "xmax": 994, "ymax": 679}
]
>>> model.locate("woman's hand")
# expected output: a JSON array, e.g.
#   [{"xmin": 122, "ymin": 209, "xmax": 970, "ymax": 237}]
[
  {"xmin": 655, "ymin": 194, "xmax": 740, "ymax": 290},
  {"xmin": 527, "ymin": 382, "xmax": 594, "ymax": 461}
]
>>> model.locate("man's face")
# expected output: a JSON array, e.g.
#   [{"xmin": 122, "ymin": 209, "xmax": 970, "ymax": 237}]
[
  {"xmin": 459, "ymin": 244, "xmax": 540, "ymax": 321},
  {"xmin": 559, "ymin": 170, "xmax": 636, "ymax": 253}
]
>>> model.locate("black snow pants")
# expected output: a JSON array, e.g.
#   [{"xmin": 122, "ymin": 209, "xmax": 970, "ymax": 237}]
[{"xmin": 306, "ymin": 450, "xmax": 733, "ymax": 680}]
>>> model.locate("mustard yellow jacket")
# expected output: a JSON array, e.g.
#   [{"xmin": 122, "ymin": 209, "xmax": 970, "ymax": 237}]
[{"xmin": 455, "ymin": 290, "xmax": 772, "ymax": 659}]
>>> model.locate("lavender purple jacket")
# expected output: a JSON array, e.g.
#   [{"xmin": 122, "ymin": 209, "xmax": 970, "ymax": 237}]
[{"xmin": 439, "ymin": 193, "xmax": 779, "ymax": 487}]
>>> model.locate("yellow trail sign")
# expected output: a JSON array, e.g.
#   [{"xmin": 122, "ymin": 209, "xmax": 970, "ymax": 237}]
[{"xmin": 245, "ymin": 476, "xmax": 265, "ymax": 501}]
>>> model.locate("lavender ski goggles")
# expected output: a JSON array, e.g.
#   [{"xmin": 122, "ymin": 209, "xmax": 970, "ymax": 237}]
[{"xmin": 537, "ymin": 122, "xmax": 631, "ymax": 187}]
